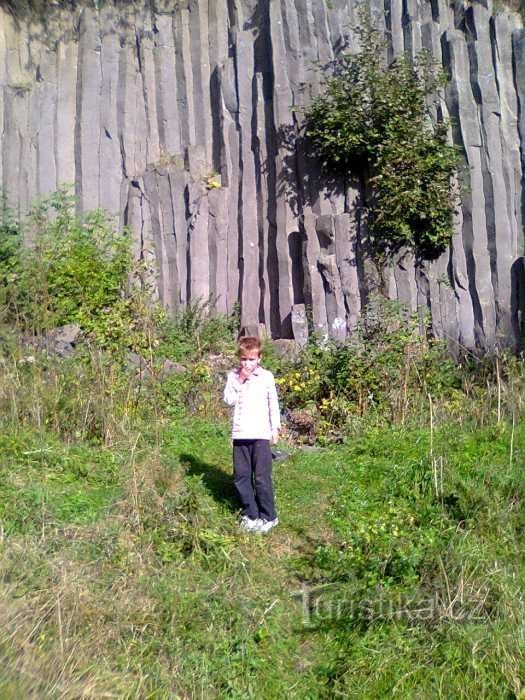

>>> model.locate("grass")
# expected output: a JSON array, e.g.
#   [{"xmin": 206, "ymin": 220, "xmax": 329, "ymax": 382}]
[
  {"xmin": 295, "ymin": 421, "xmax": 525, "ymax": 698},
  {"xmin": 1, "ymin": 232, "xmax": 525, "ymax": 697},
  {"xmin": 1, "ymin": 408, "xmax": 525, "ymax": 697},
  {"xmin": 0, "ymin": 430, "xmax": 121, "ymax": 536}
]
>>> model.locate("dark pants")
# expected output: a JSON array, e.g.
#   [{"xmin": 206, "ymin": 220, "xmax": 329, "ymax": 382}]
[{"xmin": 233, "ymin": 439, "xmax": 276, "ymax": 521}]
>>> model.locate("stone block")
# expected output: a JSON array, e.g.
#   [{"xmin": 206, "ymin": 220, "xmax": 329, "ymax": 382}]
[{"xmin": 291, "ymin": 304, "xmax": 309, "ymax": 347}]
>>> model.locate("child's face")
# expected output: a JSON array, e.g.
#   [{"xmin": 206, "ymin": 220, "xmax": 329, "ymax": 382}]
[{"xmin": 239, "ymin": 349, "xmax": 260, "ymax": 374}]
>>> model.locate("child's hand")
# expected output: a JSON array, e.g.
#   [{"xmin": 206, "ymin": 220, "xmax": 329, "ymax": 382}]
[
  {"xmin": 271, "ymin": 430, "xmax": 279, "ymax": 445},
  {"xmin": 239, "ymin": 366, "xmax": 251, "ymax": 382}
]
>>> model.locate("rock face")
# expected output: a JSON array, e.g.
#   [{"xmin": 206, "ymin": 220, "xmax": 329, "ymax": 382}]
[{"xmin": 0, "ymin": 0, "xmax": 523, "ymax": 351}]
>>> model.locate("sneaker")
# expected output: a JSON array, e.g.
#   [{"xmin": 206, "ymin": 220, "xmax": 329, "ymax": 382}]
[
  {"xmin": 257, "ymin": 518, "xmax": 279, "ymax": 534},
  {"xmin": 240, "ymin": 516, "xmax": 262, "ymax": 532}
]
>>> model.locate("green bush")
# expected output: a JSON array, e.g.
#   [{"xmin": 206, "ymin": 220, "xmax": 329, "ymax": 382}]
[
  {"xmin": 304, "ymin": 18, "xmax": 458, "ymax": 259},
  {"xmin": 1, "ymin": 190, "xmax": 130, "ymax": 341},
  {"xmin": 0, "ymin": 190, "xmax": 171, "ymax": 353},
  {"xmin": 159, "ymin": 299, "xmax": 239, "ymax": 363},
  {"xmin": 0, "ymin": 200, "xmax": 23, "ymax": 321},
  {"xmin": 275, "ymin": 297, "xmax": 463, "ymax": 441}
]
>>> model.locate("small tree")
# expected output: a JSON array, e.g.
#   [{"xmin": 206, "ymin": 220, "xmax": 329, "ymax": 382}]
[{"xmin": 305, "ymin": 19, "xmax": 458, "ymax": 260}]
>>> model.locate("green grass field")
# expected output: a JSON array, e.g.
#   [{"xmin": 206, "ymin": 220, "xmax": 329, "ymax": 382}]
[
  {"xmin": 2, "ymin": 187, "xmax": 525, "ymax": 697},
  {"xmin": 1, "ymin": 412, "xmax": 524, "ymax": 698}
]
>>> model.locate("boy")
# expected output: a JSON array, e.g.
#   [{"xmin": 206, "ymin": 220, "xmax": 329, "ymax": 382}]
[{"xmin": 223, "ymin": 336, "xmax": 281, "ymax": 533}]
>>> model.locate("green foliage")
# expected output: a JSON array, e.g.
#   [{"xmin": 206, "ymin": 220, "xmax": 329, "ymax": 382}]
[
  {"xmin": 0, "ymin": 190, "xmax": 169, "ymax": 353},
  {"xmin": 0, "ymin": 429, "xmax": 121, "ymax": 535},
  {"xmin": 0, "ymin": 199, "xmax": 22, "ymax": 320},
  {"xmin": 2, "ymin": 314, "xmax": 525, "ymax": 696},
  {"xmin": 1, "ymin": 190, "xmax": 131, "ymax": 342},
  {"xmin": 159, "ymin": 298, "xmax": 239, "ymax": 362},
  {"xmin": 305, "ymin": 18, "xmax": 458, "ymax": 259},
  {"xmin": 275, "ymin": 296, "xmax": 463, "ymax": 442},
  {"xmin": 316, "ymin": 492, "xmax": 445, "ymax": 591}
]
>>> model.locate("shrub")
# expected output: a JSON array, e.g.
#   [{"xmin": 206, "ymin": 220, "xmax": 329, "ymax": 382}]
[
  {"xmin": 0, "ymin": 200, "xmax": 23, "ymax": 321},
  {"xmin": 159, "ymin": 298, "xmax": 239, "ymax": 363},
  {"xmin": 274, "ymin": 297, "xmax": 463, "ymax": 441},
  {"xmin": 304, "ymin": 17, "xmax": 458, "ymax": 259},
  {"xmin": 1, "ymin": 190, "xmax": 129, "ymax": 338},
  {"xmin": 0, "ymin": 189, "xmax": 169, "ymax": 353}
]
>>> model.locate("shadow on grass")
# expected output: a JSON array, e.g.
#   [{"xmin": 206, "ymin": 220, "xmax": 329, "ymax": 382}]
[{"xmin": 179, "ymin": 452, "xmax": 238, "ymax": 511}]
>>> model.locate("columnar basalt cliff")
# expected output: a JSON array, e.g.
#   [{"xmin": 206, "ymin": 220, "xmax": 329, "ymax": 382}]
[{"xmin": 0, "ymin": 0, "xmax": 524, "ymax": 350}]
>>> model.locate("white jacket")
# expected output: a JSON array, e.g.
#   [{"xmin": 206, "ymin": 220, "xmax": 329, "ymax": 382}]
[{"xmin": 223, "ymin": 366, "xmax": 281, "ymax": 440}]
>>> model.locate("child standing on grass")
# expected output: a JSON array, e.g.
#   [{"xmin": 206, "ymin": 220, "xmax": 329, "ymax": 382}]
[{"xmin": 223, "ymin": 336, "xmax": 281, "ymax": 533}]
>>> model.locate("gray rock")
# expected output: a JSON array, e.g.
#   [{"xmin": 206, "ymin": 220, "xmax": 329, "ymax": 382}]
[
  {"xmin": 127, "ymin": 352, "xmax": 185, "ymax": 379},
  {"xmin": 0, "ymin": 1, "xmax": 523, "ymax": 351},
  {"xmin": 239, "ymin": 323, "xmax": 267, "ymax": 339},
  {"xmin": 160, "ymin": 359, "xmax": 186, "ymax": 377},
  {"xmin": 317, "ymin": 250, "xmax": 347, "ymax": 341},
  {"xmin": 40, "ymin": 324, "xmax": 82, "ymax": 357},
  {"xmin": 291, "ymin": 304, "xmax": 309, "ymax": 347},
  {"xmin": 272, "ymin": 339, "xmax": 301, "ymax": 360},
  {"xmin": 271, "ymin": 449, "xmax": 289, "ymax": 462}
]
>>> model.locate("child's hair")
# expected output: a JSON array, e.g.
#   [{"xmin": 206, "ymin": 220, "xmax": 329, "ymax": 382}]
[{"xmin": 238, "ymin": 336, "xmax": 262, "ymax": 356}]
